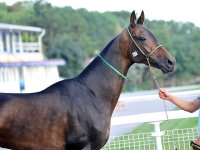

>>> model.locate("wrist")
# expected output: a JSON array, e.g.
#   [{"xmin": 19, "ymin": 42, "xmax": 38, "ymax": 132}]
[{"xmin": 169, "ymin": 95, "xmax": 177, "ymax": 102}]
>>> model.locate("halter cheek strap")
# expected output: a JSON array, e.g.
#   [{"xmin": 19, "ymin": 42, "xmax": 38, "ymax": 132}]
[
  {"xmin": 127, "ymin": 27, "xmax": 162, "ymax": 58},
  {"xmin": 127, "ymin": 27, "xmax": 163, "ymax": 88}
]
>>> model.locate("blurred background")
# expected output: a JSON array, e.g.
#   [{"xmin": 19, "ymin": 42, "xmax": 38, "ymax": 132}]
[{"xmin": 0, "ymin": 0, "xmax": 200, "ymax": 93}]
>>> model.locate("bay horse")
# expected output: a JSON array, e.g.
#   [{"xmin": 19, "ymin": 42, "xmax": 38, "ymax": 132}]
[{"xmin": 0, "ymin": 11, "xmax": 175, "ymax": 150}]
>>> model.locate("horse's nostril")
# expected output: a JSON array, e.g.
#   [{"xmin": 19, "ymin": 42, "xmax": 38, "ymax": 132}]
[{"xmin": 167, "ymin": 59, "xmax": 173, "ymax": 67}]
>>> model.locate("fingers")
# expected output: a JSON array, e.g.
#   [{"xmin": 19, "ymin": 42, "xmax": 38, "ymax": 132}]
[
  {"xmin": 159, "ymin": 88, "xmax": 166, "ymax": 93},
  {"xmin": 158, "ymin": 88, "xmax": 168, "ymax": 99},
  {"xmin": 158, "ymin": 88, "xmax": 173, "ymax": 101}
]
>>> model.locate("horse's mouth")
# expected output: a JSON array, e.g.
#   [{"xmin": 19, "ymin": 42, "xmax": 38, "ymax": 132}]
[
  {"xmin": 144, "ymin": 59, "xmax": 175, "ymax": 74},
  {"xmin": 148, "ymin": 62, "xmax": 174, "ymax": 74},
  {"xmin": 160, "ymin": 65, "xmax": 174, "ymax": 74}
]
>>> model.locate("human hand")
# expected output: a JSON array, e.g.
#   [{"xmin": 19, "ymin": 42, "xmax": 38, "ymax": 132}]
[{"xmin": 158, "ymin": 88, "xmax": 174, "ymax": 101}]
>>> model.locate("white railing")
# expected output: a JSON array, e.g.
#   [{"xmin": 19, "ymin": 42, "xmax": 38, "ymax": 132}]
[
  {"xmin": 102, "ymin": 110, "xmax": 198, "ymax": 150},
  {"xmin": 102, "ymin": 128, "xmax": 198, "ymax": 150},
  {"xmin": 15, "ymin": 42, "xmax": 40, "ymax": 53}
]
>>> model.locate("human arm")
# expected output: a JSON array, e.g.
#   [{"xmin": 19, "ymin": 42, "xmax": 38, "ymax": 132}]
[{"xmin": 159, "ymin": 89, "xmax": 200, "ymax": 113}]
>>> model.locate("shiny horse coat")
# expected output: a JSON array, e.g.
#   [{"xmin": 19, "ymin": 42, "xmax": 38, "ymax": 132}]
[{"xmin": 0, "ymin": 11, "xmax": 175, "ymax": 150}]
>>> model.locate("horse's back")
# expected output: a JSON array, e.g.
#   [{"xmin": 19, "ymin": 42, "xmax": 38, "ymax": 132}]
[
  {"xmin": 0, "ymin": 83, "xmax": 69, "ymax": 149},
  {"xmin": 0, "ymin": 77, "xmax": 108, "ymax": 150}
]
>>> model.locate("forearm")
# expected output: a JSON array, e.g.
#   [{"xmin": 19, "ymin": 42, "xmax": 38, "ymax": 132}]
[{"xmin": 169, "ymin": 96, "xmax": 196, "ymax": 113}]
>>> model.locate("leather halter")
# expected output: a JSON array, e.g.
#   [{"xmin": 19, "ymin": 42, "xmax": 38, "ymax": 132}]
[{"xmin": 126, "ymin": 27, "xmax": 162, "ymax": 59}]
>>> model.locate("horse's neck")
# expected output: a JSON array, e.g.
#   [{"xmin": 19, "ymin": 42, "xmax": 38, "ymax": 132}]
[{"xmin": 78, "ymin": 36, "xmax": 131, "ymax": 112}]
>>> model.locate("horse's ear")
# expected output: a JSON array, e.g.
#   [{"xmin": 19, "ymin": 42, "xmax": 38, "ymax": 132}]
[
  {"xmin": 137, "ymin": 10, "xmax": 145, "ymax": 25},
  {"xmin": 130, "ymin": 10, "xmax": 136, "ymax": 27}
]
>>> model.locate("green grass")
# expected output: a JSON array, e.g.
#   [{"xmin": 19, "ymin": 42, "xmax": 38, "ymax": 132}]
[
  {"xmin": 161, "ymin": 117, "xmax": 198, "ymax": 130},
  {"xmin": 131, "ymin": 116, "xmax": 198, "ymax": 134}
]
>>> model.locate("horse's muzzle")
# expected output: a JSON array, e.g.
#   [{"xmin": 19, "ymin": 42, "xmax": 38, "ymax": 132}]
[{"xmin": 160, "ymin": 58, "xmax": 176, "ymax": 74}]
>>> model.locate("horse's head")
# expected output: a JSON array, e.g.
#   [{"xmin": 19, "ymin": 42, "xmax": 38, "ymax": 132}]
[{"xmin": 125, "ymin": 11, "xmax": 175, "ymax": 74}]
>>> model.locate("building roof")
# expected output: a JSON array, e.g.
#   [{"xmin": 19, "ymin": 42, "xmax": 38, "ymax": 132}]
[
  {"xmin": 0, "ymin": 59, "xmax": 65, "ymax": 67},
  {"xmin": 0, "ymin": 23, "xmax": 44, "ymax": 32}
]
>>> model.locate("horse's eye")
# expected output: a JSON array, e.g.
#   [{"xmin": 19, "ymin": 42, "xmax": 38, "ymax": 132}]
[{"xmin": 138, "ymin": 37, "xmax": 146, "ymax": 41}]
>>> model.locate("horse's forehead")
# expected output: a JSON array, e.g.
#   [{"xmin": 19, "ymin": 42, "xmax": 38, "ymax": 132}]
[
  {"xmin": 135, "ymin": 25, "xmax": 152, "ymax": 35},
  {"xmin": 136, "ymin": 25, "xmax": 157, "ymax": 41}
]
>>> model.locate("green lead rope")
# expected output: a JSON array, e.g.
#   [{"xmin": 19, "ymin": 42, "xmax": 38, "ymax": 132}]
[{"xmin": 98, "ymin": 54, "xmax": 126, "ymax": 79}]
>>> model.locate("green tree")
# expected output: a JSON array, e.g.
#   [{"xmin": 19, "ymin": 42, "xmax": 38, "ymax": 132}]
[
  {"xmin": 49, "ymin": 35, "xmax": 86, "ymax": 78},
  {"xmin": 1, "ymin": 1, "xmax": 200, "ymax": 90}
]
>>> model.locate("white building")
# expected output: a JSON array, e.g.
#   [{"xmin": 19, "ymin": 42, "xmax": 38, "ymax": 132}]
[{"xmin": 0, "ymin": 23, "xmax": 65, "ymax": 93}]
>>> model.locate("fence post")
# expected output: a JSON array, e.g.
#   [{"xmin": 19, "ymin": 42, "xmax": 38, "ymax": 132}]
[{"xmin": 151, "ymin": 121, "xmax": 165, "ymax": 150}]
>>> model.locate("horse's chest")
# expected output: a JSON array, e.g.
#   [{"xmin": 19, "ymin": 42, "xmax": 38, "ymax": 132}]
[
  {"xmin": 66, "ymin": 119, "xmax": 110, "ymax": 150},
  {"xmin": 89, "ymin": 122, "xmax": 110, "ymax": 149},
  {"xmin": 67, "ymin": 99, "xmax": 111, "ymax": 149},
  {"xmin": 88, "ymin": 107, "xmax": 111, "ymax": 148}
]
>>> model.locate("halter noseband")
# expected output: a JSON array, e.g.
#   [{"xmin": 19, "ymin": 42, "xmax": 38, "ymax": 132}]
[{"xmin": 126, "ymin": 27, "xmax": 162, "ymax": 59}]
